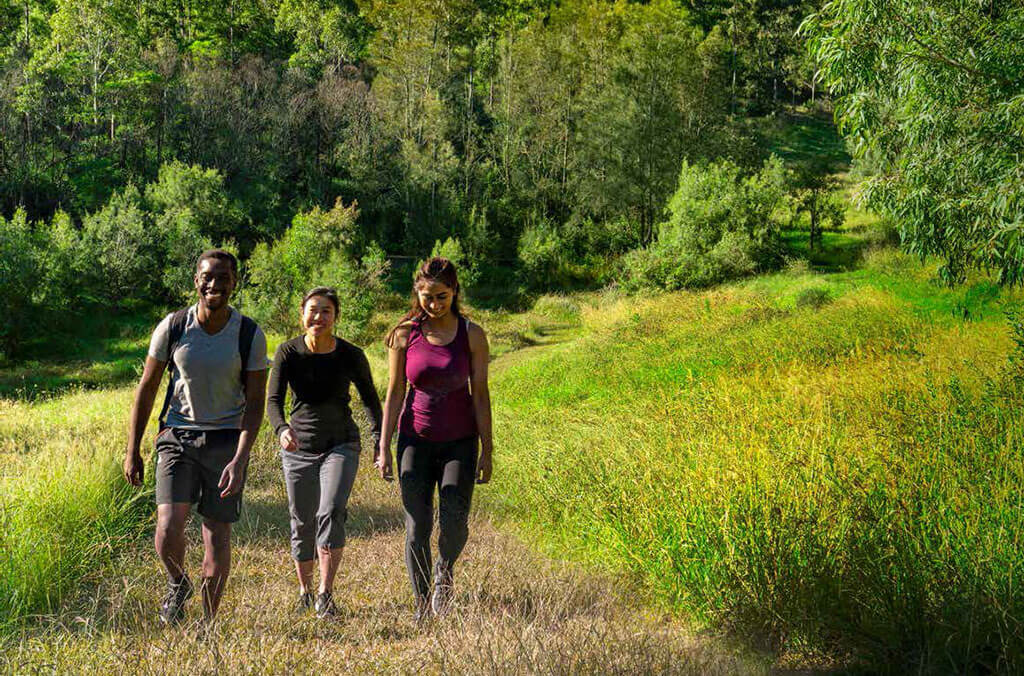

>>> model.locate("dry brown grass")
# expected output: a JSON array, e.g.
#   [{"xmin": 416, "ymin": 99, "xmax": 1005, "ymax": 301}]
[{"xmin": 1, "ymin": 429, "xmax": 766, "ymax": 675}]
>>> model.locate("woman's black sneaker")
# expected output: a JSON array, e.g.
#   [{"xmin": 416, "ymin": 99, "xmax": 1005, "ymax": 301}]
[
  {"xmin": 413, "ymin": 595, "xmax": 432, "ymax": 624},
  {"xmin": 314, "ymin": 591, "xmax": 338, "ymax": 618},
  {"xmin": 295, "ymin": 591, "xmax": 313, "ymax": 613},
  {"xmin": 159, "ymin": 575, "xmax": 194, "ymax": 625},
  {"xmin": 431, "ymin": 568, "xmax": 454, "ymax": 617}
]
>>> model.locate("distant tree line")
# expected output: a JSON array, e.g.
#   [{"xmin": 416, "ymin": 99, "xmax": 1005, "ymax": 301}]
[
  {"xmin": 0, "ymin": 0, "xmax": 839, "ymax": 357},
  {"xmin": 0, "ymin": 0, "xmax": 822, "ymax": 248}
]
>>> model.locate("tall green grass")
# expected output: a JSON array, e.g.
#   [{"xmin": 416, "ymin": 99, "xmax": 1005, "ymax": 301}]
[
  {"xmin": 484, "ymin": 251, "xmax": 1024, "ymax": 671},
  {"xmin": 0, "ymin": 390, "xmax": 151, "ymax": 628}
]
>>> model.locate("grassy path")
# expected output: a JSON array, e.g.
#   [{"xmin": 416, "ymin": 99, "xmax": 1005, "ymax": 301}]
[
  {"xmin": 1, "ymin": 438, "xmax": 763, "ymax": 674},
  {"xmin": 0, "ymin": 317, "xmax": 769, "ymax": 674}
]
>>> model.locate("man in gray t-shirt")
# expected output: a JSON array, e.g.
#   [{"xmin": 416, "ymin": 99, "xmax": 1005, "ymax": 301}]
[{"xmin": 124, "ymin": 249, "xmax": 268, "ymax": 625}]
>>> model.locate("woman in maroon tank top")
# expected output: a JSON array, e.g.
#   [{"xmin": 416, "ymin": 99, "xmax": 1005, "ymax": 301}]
[{"xmin": 377, "ymin": 257, "xmax": 494, "ymax": 620}]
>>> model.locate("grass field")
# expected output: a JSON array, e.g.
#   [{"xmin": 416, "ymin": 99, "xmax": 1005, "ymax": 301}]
[
  {"xmin": 484, "ymin": 248, "xmax": 1024, "ymax": 671},
  {"xmin": 0, "ymin": 379, "xmax": 760, "ymax": 675},
  {"xmin": 3, "ymin": 237, "xmax": 1023, "ymax": 672}
]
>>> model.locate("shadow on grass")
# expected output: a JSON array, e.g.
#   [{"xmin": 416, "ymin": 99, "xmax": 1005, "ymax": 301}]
[
  {"xmin": 782, "ymin": 230, "xmax": 870, "ymax": 273},
  {"xmin": 0, "ymin": 307, "xmax": 160, "ymax": 401},
  {"xmin": 232, "ymin": 491, "xmax": 406, "ymax": 549}
]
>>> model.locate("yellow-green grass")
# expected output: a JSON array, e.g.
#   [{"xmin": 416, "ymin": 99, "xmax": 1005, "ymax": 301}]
[
  {"xmin": 1, "ymin": 374, "xmax": 761, "ymax": 673},
  {"xmin": 482, "ymin": 250, "xmax": 1024, "ymax": 671},
  {"xmin": 0, "ymin": 389, "xmax": 152, "ymax": 626}
]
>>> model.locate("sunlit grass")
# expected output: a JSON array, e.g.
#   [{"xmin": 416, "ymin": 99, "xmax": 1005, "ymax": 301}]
[{"xmin": 483, "ymin": 251, "xmax": 1024, "ymax": 671}]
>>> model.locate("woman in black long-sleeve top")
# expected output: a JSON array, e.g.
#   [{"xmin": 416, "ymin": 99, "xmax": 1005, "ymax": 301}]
[{"xmin": 267, "ymin": 287, "xmax": 383, "ymax": 618}]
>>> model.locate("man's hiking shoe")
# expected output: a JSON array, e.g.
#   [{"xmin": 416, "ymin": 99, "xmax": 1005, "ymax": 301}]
[
  {"xmin": 431, "ymin": 570, "xmax": 454, "ymax": 618},
  {"xmin": 295, "ymin": 591, "xmax": 313, "ymax": 613},
  {"xmin": 314, "ymin": 591, "xmax": 338, "ymax": 618},
  {"xmin": 159, "ymin": 575, "xmax": 194, "ymax": 625}
]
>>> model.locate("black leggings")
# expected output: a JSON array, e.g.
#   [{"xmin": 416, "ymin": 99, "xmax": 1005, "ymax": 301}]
[{"xmin": 397, "ymin": 434, "xmax": 477, "ymax": 599}]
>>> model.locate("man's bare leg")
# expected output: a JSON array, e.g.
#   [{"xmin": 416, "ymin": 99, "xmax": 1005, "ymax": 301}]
[
  {"xmin": 200, "ymin": 518, "xmax": 232, "ymax": 620},
  {"xmin": 155, "ymin": 503, "xmax": 191, "ymax": 581}
]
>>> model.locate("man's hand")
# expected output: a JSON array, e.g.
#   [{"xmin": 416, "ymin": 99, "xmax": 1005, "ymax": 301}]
[
  {"xmin": 219, "ymin": 459, "xmax": 247, "ymax": 497},
  {"xmin": 476, "ymin": 449, "xmax": 492, "ymax": 485},
  {"xmin": 124, "ymin": 451, "xmax": 144, "ymax": 486},
  {"xmin": 279, "ymin": 427, "xmax": 297, "ymax": 452}
]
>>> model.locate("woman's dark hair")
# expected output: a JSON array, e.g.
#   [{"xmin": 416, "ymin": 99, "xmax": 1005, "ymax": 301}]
[
  {"xmin": 386, "ymin": 257, "xmax": 462, "ymax": 347},
  {"xmin": 301, "ymin": 286, "xmax": 340, "ymax": 314},
  {"xmin": 196, "ymin": 249, "xmax": 238, "ymax": 276}
]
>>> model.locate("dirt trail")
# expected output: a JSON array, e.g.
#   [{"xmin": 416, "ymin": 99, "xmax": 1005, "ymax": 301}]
[{"xmin": 3, "ymin": 448, "xmax": 768, "ymax": 675}]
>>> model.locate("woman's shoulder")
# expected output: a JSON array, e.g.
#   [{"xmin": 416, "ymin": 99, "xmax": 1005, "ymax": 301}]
[
  {"xmin": 464, "ymin": 318, "xmax": 488, "ymax": 348},
  {"xmin": 387, "ymin": 320, "xmax": 416, "ymax": 349},
  {"xmin": 335, "ymin": 336, "xmax": 364, "ymax": 356},
  {"xmin": 275, "ymin": 335, "xmax": 305, "ymax": 355}
]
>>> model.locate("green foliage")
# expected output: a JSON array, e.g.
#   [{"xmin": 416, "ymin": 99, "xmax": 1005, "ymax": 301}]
[
  {"xmin": 0, "ymin": 210, "xmax": 39, "ymax": 358},
  {"xmin": 805, "ymin": 1, "xmax": 1024, "ymax": 284},
  {"xmin": 242, "ymin": 199, "xmax": 389, "ymax": 340},
  {"xmin": 429, "ymin": 236, "xmax": 479, "ymax": 290},
  {"xmin": 145, "ymin": 162, "xmax": 238, "ymax": 301},
  {"xmin": 80, "ymin": 185, "xmax": 163, "ymax": 302},
  {"xmin": 625, "ymin": 157, "xmax": 789, "ymax": 290},
  {"xmin": 276, "ymin": 0, "xmax": 369, "ymax": 73}
]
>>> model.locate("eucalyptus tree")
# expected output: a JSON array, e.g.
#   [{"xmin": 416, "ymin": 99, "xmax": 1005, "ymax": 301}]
[{"xmin": 806, "ymin": 1, "xmax": 1024, "ymax": 283}]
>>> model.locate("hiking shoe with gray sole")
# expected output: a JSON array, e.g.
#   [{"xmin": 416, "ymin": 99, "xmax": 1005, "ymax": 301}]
[
  {"xmin": 295, "ymin": 591, "xmax": 313, "ymax": 613},
  {"xmin": 431, "ymin": 571, "xmax": 454, "ymax": 618},
  {"xmin": 315, "ymin": 591, "xmax": 338, "ymax": 619},
  {"xmin": 159, "ymin": 575, "xmax": 194, "ymax": 625}
]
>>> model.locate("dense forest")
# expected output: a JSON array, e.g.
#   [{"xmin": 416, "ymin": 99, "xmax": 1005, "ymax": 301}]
[
  {"xmin": 1, "ymin": 0, "xmax": 817, "ymax": 234},
  {"xmin": 2, "ymin": 0, "xmax": 1021, "ymax": 356}
]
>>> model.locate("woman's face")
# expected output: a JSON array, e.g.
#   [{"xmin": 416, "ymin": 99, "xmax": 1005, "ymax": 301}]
[
  {"xmin": 302, "ymin": 295, "xmax": 336, "ymax": 336},
  {"xmin": 416, "ymin": 280, "xmax": 456, "ymax": 319}
]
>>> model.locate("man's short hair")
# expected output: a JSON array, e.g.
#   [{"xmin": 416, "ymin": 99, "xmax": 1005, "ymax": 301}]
[{"xmin": 196, "ymin": 249, "xmax": 238, "ymax": 276}]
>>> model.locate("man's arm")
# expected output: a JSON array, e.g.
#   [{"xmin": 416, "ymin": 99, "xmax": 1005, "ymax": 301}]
[
  {"xmin": 219, "ymin": 368, "xmax": 267, "ymax": 497},
  {"xmin": 124, "ymin": 356, "xmax": 168, "ymax": 486}
]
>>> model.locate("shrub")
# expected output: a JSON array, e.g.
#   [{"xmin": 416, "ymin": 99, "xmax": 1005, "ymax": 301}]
[
  {"xmin": 242, "ymin": 199, "xmax": 389, "ymax": 341},
  {"xmin": 795, "ymin": 287, "xmax": 832, "ymax": 309},
  {"xmin": 0, "ymin": 210, "xmax": 40, "ymax": 358},
  {"xmin": 0, "ymin": 209, "xmax": 96, "ymax": 358},
  {"xmin": 517, "ymin": 219, "xmax": 604, "ymax": 290},
  {"xmin": 624, "ymin": 157, "xmax": 788, "ymax": 291},
  {"xmin": 80, "ymin": 185, "xmax": 164, "ymax": 302},
  {"xmin": 429, "ymin": 236, "xmax": 479, "ymax": 290}
]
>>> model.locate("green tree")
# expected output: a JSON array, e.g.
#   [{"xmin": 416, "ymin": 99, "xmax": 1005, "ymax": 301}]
[
  {"xmin": 806, "ymin": 1, "xmax": 1024, "ymax": 283},
  {"xmin": 243, "ymin": 199, "xmax": 389, "ymax": 340}
]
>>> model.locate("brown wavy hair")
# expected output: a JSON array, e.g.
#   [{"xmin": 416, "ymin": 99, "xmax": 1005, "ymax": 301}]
[{"xmin": 386, "ymin": 257, "xmax": 462, "ymax": 347}]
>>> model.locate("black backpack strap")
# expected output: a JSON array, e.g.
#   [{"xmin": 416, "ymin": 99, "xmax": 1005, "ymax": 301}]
[
  {"xmin": 238, "ymin": 314, "xmax": 258, "ymax": 391},
  {"xmin": 157, "ymin": 308, "xmax": 190, "ymax": 430}
]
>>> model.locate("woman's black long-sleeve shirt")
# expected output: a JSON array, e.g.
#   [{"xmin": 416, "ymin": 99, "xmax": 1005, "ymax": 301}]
[{"xmin": 267, "ymin": 336, "xmax": 383, "ymax": 454}]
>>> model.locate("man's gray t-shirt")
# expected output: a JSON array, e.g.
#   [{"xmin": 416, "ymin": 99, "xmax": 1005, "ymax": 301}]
[{"xmin": 148, "ymin": 305, "xmax": 269, "ymax": 430}]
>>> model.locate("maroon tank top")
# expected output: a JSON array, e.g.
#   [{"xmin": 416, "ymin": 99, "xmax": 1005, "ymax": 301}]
[{"xmin": 400, "ymin": 317, "xmax": 478, "ymax": 442}]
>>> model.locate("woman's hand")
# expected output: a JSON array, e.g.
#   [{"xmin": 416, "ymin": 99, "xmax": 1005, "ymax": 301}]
[
  {"xmin": 279, "ymin": 427, "xmax": 297, "ymax": 452},
  {"xmin": 476, "ymin": 448, "xmax": 492, "ymax": 484},
  {"xmin": 375, "ymin": 442, "xmax": 393, "ymax": 481}
]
